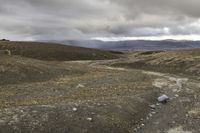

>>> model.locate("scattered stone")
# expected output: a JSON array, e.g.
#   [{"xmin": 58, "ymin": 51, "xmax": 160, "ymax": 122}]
[
  {"xmin": 168, "ymin": 126, "xmax": 192, "ymax": 133},
  {"xmin": 158, "ymin": 94, "xmax": 169, "ymax": 103},
  {"xmin": 86, "ymin": 117, "xmax": 93, "ymax": 122},
  {"xmin": 141, "ymin": 123, "xmax": 145, "ymax": 126},
  {"xmin": 149, "ymin": 104, "xmax": 156, "ymax": 109},
  {"xmin": 151, "ymin": 111, "xmax": 156, "ymax": 114},
  {"xmin": 137, "ymin": 126, "xmax": 141, "ymax": 129},
  {"xmin": 175, "ymin": 94, "xmax": 179, "ymax": 97},
  {"xmin": 188, "ymin": 107, "xmax": 200, "ymax": 116},
  {"xmin": 156, "ymin": 103, "xmax": 160, "ymax": 106},
  {"xmin": 76, "ymin": 84, "xmax": 85, "ymax": 88},
  {"xmin": 72, "ymin": 107, "xmax": 78, "ymax": 112},
  {"xmin": 32, "ymin": 100, "xmax": 38, "ymax": 104},
  {"xmin": 149, "ymin": 113, "xmax": 153, "ymax": 117}
]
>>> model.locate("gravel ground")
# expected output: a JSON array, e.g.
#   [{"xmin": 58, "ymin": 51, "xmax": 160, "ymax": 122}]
[{"xmin": 0, "ymin": 50, "xmax": 199, "ymax": 133}]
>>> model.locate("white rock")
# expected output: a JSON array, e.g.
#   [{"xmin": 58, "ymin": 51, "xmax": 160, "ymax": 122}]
[
  {"xmin": 151, "ymin": 111, "xmax": 156, "ymax": 114},
  {"xmin": 175, "ymin": 94, "xmax": 179, "ymax": 97},
  {"xmin": 72, "ymin": 107, "xmax": 78, "ymax": 112},
  {"xmin": 77, "ymin": 84, "xmax": 85, "ymax": 88},
  {"xmin": 86, "ymin": 117, "xmax": 93, "ymax": 121},
  {"xmin": 149, "ymin": 113, "xmax": 153, "ymax": 117},
  {"xmin": 149, "ymin": 104, "xmax": 156, "ymax": 109},
  {"xmin": 158, "ymin": 94, "xmax": 169, "ymax": 103}
]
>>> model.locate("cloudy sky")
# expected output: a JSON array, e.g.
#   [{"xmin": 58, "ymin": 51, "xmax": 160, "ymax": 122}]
[{"xmin": 1, "ymin": 0, "xmax": 200, "ymax": 41}]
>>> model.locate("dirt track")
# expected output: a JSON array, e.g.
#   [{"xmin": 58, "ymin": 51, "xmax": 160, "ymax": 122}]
[
  {"xmin": 79, "ymin": 60, "xmax": 200, "ymax": 133},
  {"xmin": 139, "ymin": 71, "xmax": 200, "ymax": 133}
]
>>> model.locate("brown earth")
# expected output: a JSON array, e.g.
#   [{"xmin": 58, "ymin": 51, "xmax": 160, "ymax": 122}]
[{"xmin": 0, "ymin": 42, "xmax": 199, "ymax": 133}]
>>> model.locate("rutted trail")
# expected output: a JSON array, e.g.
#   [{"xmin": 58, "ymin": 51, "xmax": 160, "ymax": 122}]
[
  {"xmin": 89, "ymin": 60, "xmax": 199, "ymax": 133},
  {"xmin": 140, "ymin": 71, "xmax": 193, "ymax": 133},
  {"xmin": 144, "ymin": 71, "xmax": 189, "ymax": 97}
]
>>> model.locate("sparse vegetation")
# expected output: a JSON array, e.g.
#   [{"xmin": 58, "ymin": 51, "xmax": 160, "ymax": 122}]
[
  {"xmin": 112, "ymin": 49, "xmax": 200, "ymax": 78},
  {"xmin": 0, "ymin": 56, "xmax": 86, "ymax": 85},
  {"xmin": 0, "ymin": 45, "xmax": 199, "ymax": 133},
  {"xmin": 0, "ymin": 41, "xmax": 121, "ymax": 61}
]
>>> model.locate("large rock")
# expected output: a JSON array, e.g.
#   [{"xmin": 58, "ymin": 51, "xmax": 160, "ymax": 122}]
[{"xmin": 158, "ymin": 94, "xmax": 169, "ymax": 103}]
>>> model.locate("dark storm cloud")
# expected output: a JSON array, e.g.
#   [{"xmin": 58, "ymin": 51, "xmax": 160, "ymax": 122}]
[{"xmin": 0, "ymin": 0, "xmax": 200, "ymax": 40}]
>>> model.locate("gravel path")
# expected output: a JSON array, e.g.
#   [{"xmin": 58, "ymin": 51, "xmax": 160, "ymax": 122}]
[{"xmin": 91, "ymin": 61, "xmax": 200, "ymax": 133}]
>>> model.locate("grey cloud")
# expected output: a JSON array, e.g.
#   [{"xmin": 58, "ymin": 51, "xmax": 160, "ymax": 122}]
[{"xmin": 0, "ymin": 0, "xmax": 200, "ymax": 40}]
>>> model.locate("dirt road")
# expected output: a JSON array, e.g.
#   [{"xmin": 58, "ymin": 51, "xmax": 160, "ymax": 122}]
[
  {"xmin": 68, "ymin": 60, "xmax": 200, "ymax": 133},
  {"xmin": 139, "ymin": 71, "xmax": 200, "ymax": 133}
]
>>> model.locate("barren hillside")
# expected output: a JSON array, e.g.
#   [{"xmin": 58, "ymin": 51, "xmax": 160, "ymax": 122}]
[
  {"xmin": 0, "ymin": 43, "xmax": 199, "ymax": 133},
  {"xmin": 0, "ymin": 41, "xmax": 121, "ymax": 61}
]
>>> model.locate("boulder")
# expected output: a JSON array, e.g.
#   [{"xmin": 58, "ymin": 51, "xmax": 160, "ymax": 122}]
[{"xmin": 158, "ymin": 94, "xmax": 169, "ymax": 103}]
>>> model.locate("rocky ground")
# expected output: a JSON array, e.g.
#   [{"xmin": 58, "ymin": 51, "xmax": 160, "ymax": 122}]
[{"xmin": 0, "ymin": 46, "xmax": 200, "ymax": 133}]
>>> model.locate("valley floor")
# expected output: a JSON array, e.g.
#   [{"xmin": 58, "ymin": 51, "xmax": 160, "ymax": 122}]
[{"xmin": 0, "ymin": 49, "xmax": 200, "ymax": 133}]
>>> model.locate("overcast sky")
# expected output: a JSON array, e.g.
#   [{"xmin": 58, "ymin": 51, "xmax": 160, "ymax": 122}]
[{"xmin": 1, "ymin": 0, "xmax": 200, "ymax": 41}]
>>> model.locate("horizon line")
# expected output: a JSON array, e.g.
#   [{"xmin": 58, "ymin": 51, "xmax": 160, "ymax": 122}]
[{"xmin": 91, "ymin": 35, "xmax": 200, "ymax": 42}]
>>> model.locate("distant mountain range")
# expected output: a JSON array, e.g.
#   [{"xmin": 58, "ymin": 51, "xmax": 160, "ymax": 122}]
[{"xmin": 45, "ymin": 40, "xmax": 200, "ymax": 50}]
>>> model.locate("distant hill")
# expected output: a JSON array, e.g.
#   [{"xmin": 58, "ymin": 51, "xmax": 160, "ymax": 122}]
[
  {"xmin": 0, "ymin": 41, "xmax": 121, "ymax": 61},
  {"xmin": 53, "ymin": 40, "xmax": 200, "ymax": 50}
]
